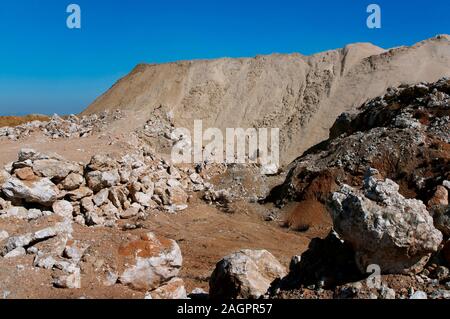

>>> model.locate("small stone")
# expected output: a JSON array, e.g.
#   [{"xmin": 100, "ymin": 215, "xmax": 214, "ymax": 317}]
[
  {"xmin": 14, "ymin": 167, "xmax": 36, "ymax": 181},
  {"xmin": 118, "ymin": 232, "xmax": 182, "ymax": 291},
  {"xmin": 93, "ymin": 189, "xmax": 109, "ymax": 207},
  {"xmin": 4, "ymin": 247, "xmax": 26, "ymax": 258},
  {"xmin": 103, "ymin": 271, "xmax": 119, "ymax": 287},
  {"xmin": 34, "ymin": 255, "xmax": 57, "ymax": 269},
  {"xmin": 0, "ymin": 230, "xmax": 9, "ymax": 241},
  {"xmin": 63, "ymin": 240, "xmax": 89, "ymax": 262},
  {"xmin": 67, "ymin": 186, "xmax": 93, "ymax": 201},
  {"xmin": 428, "ymin": 185, "xmax": 449, "ymax": 207},
  {"xmin": 443, "ymin": 180, "xmax": 450, "ymax": 190},
  {"xmin": 81, "ymin": 198, "xmax": 95, "ymax": 215},
  {"xmin": 260, "ymin": 163, "xmax": 279, "ymax": 175},
  {"xmin": 85, "ymin": 211, "xmax": 105, "ymax": 226},
  {"xmin": 209, "ymin": 249, "xmax": 287, "ymax": 299},
  {"xmin": 434, "ymin": 266, "xmax": 450, "ymax": 281},
  {"xmin": 32, "ymin": 159, "xmax": 81, "ymax": 180},
  {"xmin": 61, "ymin": 173, "xmax": 84, "ymax": 191},
  {"xmin": 410, "ymin": 291, "xmax": 427, "ymax": 299},
  {"xmin": 189, "ymin": 173, "xmax": 203, "ymax": 185},
  {"xmin": 18, "ymin": 148, "xmax": 40, "ymax": 161},
  {"xmin": 53, "ymin": 268, "xmax": 81, "ymax": 289},
  {"xmin": 133, "ymin": 192, "xmax": 152, "ymax": 207},
  {"xmin": 2, "ymin": 177, "xmax": 59, "ymax": 206},
  {"xmin": 52, "ymin": 200, "xmax": 73, "ymax": 218},
  {"xmin": 120, "ymin": 206, "xmax": 140, "ymax": 219},
  {"xmin": 146, "ymin": 277, "xmax": 187, "ymax": 299}
]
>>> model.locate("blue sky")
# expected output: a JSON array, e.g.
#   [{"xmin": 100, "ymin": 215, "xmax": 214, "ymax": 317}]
[{"xmin": 0, "ymin": 0, "xmax": 449, "ymax": 116}]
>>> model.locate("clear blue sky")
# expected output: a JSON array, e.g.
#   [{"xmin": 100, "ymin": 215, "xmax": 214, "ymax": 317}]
[{"xmin": 0, "ymin": 0, "xmax": 449, "ymax": 116}]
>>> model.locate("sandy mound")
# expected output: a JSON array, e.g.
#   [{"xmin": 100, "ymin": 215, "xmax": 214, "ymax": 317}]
[{"xmin": 84, "ymin": 35, "xmax": 450, "ymax": 165}]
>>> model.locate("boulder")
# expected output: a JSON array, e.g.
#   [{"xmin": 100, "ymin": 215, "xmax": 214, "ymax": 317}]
[
  {"xmin": 2, "ymin": 177, "xmax": 59, "ymax": 206},
  {"xmin": 328, "ymin": 169, "xmax": 443, "ymax": 274},
  {"xmin": 1, "ymin": 220, "xmax": 72, "ymax": 256},
  {"xmin": 428, "ymin": 185, "xmax": 449, "ymax": 207},
  {"xmin": 118, "ymin": 232, "xmax": 182, "ymax": 291},
  {"xmin": 166, "ymin": 185, "xmax": 188, "ymax": 206},
  {"xmin": 108, "ymin": 186, "xmax": 129, "ymax": 209},
  {"xmin": 209, "ymin": 249, "xmax": 287, "ymax": 299}
]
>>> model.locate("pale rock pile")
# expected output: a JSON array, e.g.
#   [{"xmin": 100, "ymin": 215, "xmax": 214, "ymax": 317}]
[
  {"xmin": 0, "ymin": 110, "xmax": 122, "ymax": 140},
  {"xmin": 117, "ymin": 232, "xmax": 187, "ymax": 299},
  {"xmin": 0, "ymin": 148, "xmax": 197, "ymax": 296},
  {"xmin": 329, "ymin": 169, "xmax": 443, "ymax": 274},
  {"xmin": 0, "ymin": 148, "xmax": 210, "ymax": 227}
]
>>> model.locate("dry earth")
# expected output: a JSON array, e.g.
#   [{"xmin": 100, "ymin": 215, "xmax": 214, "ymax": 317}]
[{"xmin": 0, "ymin": 36, "xmax": 449, "ymax": 299}]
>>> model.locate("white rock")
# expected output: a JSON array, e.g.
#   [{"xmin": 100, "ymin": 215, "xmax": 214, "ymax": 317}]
[
  {"xmin": 410, "ymin": 291, "xmax": 428, "ymax": 299},
  {"xmin": 260, "ymin": 163, "xmax": 279, "ymax": 175},
  {"xmin": 443, "ymin": 180, "xmax": 450, "ymax": 190},
  {"xmin": 86, "ymin": 169, "xmax": 120, "ymax": 192},
  {"xmin": 329, "ymin": 170, "xmax": 443, "ymax": 274},
  {"xmin": 53, "ymin": 268, "xmax": 81, "ymax": 289},
  {"xmin": 209, "ymin": 249, "xmax": 287, "ymax": 299},
  {"xmin": 93, "ymin": 189, "xmax": 109, "ymax": 207},
  {"xmin": 2, "ymin": 177, "xmax": 59, "ymax": 206}
]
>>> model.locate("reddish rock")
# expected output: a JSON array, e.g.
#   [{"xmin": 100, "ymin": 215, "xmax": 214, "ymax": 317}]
[
  {"xmin": 118, "ymin": 232, "xmax": 182, "ymax": 291},
  {"xmin": 428, "ymin": 186, "xmax": 449, "ymax": 207},
  {"xmin": 15, "ymin": 167, "xmax": 36, "ymax": 181}
]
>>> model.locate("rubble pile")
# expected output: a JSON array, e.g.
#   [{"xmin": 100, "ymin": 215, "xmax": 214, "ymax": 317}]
[
  {"xmin": 0, "ymin": 110, "xmax": 123, "ymax": 140},
  {"xmin": 0, "ymin": 147, "xmax": 215, "ymax": 228}
]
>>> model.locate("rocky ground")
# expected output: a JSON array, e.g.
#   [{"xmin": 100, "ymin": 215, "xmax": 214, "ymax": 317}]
[{"xmin": 0, "ymin": 78, "xmax": 449, "ymax": 299}]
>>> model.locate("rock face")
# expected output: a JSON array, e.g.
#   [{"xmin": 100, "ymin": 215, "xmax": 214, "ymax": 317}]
[
  {"xmin": 2, "ymin": 177, "xmax": 59, "ymax": 206},
  {"xmin": 118, "ymin": 232, "xmax": 182, "ymax": 291},
  {"xmin": 209, "ymin": 249, "xmax": 287, "ymax": 299},
  {"xmin": 328, "ymin": 169, "xmax": 443, "ymax": 274}
]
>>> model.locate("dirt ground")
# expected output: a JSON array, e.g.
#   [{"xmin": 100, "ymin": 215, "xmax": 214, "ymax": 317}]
[{"xmin": 0, "ymin": 130, "xmax": 330, "ymax": 298}]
